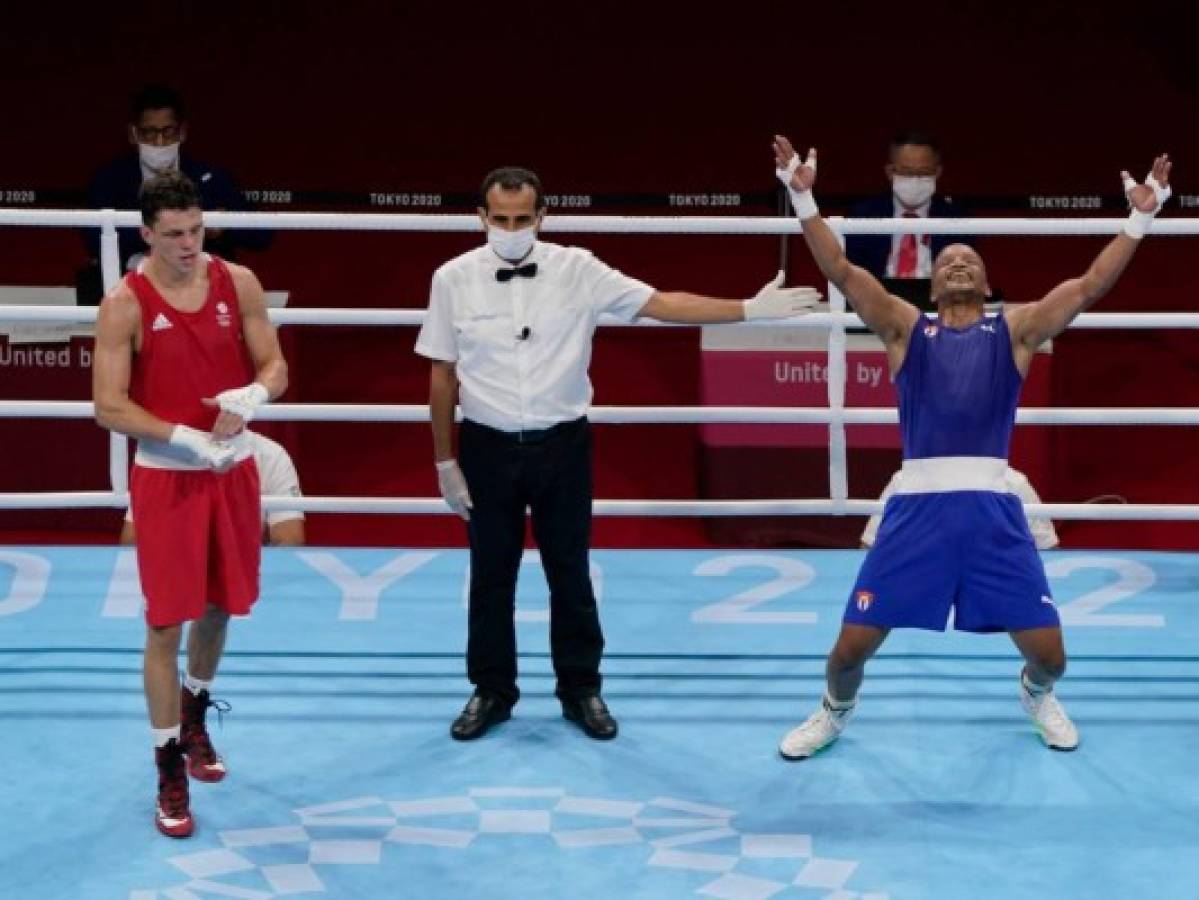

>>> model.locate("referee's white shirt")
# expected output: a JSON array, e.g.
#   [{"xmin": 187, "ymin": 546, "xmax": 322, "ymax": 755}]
[{"xmin": 415, "ymin": 241, "xmax": 654, "ymax": 431}]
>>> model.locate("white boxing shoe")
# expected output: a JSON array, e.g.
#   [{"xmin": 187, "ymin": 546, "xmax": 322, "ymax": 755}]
[
  {"xmin": 1020, "ymin": 675, "xmax": 1079, "ymax": 751},
  {"xmin": 779, "ymin": 696, "xmax": 856, "ymax": 760}
]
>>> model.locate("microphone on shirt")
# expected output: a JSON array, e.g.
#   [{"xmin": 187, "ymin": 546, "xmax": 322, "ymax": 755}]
[{"xmin": 516, "ymin": 326, "xmax": 531, "ymax": 341}]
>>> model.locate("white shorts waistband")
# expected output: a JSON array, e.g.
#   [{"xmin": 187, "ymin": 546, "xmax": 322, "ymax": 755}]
[
  {"xmin": 896, "ymin": 457, "xmax": 1012, "ymax": 494},
  {"xmin": 134, "ymin": 430, "xmax": 255, "ymax": 471}
]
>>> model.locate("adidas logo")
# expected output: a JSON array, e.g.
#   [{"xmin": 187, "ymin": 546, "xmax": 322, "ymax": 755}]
[{"xmin": 152, "ymin": 313, "xmax": 173, "ymax": 332}]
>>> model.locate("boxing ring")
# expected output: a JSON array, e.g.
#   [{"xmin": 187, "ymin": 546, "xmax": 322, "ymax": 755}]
[{"xmin": 1, "ymin": 209, "xmax": 1198, "ymax": 899}]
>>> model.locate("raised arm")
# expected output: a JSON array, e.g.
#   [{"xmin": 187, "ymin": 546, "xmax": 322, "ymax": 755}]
[
  {"xmin": 773, "ymin": 136, "xmax": 920, "ymax": 367},
  {"xmin": 1006, "ymin": 155, "xmax": 1172, "ymax": 372}
]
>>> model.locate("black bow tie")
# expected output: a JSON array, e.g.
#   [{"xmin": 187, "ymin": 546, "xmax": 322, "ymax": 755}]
[{"xmin": 496, "ymin": 263, "xmax": 538, "ymax": 283}]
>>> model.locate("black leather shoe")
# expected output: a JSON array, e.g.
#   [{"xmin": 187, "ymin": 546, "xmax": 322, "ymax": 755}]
[
  {"xmin": 561, "ymin": 694, "xmax": 618, "ymax": 740},
  {"xmin": 450, "ymin": 693, "xmax": 510, "ymax": 741}
]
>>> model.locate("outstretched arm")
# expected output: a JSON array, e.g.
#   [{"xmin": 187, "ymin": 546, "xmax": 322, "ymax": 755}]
[
  {"xmin": 773, "ymin": 136, "xmax": 920, "ymax": 366},
  {"xmin": 638, "ymin": 274, "xmax": 820, "ymax": 323},
  {"xmin": 1007, "ymin": 155, "xmax": 1172, "ymax": 370}
]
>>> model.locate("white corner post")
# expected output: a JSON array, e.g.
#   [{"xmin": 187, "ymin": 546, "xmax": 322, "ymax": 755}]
[
  {"xmin": 99, "ymin": 211, "xmax": 129, "ymax": 504},
  {"xmin": 826, "ymin": 222, "xmax": 848, "ymax": 514}
]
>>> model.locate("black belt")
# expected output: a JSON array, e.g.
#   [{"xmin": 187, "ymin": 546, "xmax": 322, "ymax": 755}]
[{"xmin": 463, "ymin": 417, "xmax": 586, "ymax": 445}]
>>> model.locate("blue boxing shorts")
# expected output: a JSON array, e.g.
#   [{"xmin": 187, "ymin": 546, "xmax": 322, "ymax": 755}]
[{"xmin": 846, "ymin": 489, "xmax": 1059, "ymax": 633}]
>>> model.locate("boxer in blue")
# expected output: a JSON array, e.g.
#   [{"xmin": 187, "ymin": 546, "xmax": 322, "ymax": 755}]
[{"xmin": 771, "ymin": 136, "xmax": 1172, "ymax": 758}]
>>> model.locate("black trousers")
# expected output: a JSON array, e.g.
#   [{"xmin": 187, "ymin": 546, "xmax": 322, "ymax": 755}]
[{"xmin": 458, "ymin": 417, "xmax": 602, "ymax": 708}]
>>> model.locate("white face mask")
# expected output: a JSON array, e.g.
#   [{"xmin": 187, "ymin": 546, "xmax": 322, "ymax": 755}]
[
  {"xmin": 487, "ymin": 224, "xmax": 537, "ymax": 262},
  {"xmin": 139, "ymin": 142, "xmax": 180, "ymax": 174},
  {"xmin": 892, "ymin": 175, "xmax": 936, "ymax": 209}
]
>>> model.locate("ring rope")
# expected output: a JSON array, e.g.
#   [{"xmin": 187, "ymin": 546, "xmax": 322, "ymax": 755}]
[
  {"xmin": 4, "ymin": 400, "xmax": 1199, "ymax": 426},
  {"xmin": 6, "ymin": 306, "xmax": 1199, "ymax": 330},
  {"xmin": 4, "ymin": 208, "xmax": 1199, "ymax": 236},
  {"xmin": 0, "ymin": 492, "xmax": 1194, "ymax": 521},
  {"xmin": 2, "ymin": 208, "xmax": 1195, "ymax": 520}
]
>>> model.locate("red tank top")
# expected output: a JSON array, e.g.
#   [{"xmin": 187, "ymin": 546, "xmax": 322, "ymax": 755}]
[{"xmin": 127, "ymin": 256, "xmax": 256, "ymax": 430}]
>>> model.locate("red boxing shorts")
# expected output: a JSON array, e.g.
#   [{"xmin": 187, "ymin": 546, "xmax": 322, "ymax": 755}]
[{"xmin": 131, "ymin": 458, "xmax": 262, "ymax": 627}]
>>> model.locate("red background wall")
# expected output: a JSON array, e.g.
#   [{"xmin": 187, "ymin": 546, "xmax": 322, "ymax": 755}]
[{"xmin": 1, "ymin": 1, "xmax": 1196, "ymax": 548}]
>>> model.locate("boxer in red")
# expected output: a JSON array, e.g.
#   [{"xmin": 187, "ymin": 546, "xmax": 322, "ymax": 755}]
[{"xmin": 93, "ymin": 171, "xmax": 287, "ymax": 837}]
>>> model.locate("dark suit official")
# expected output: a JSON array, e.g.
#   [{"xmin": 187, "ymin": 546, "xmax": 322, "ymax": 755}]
[
  {"xmin": 87, "ymin": 155, "xmax": 267, "ymax": 270},
  {"xmin": 844, "ymin": 131, "xmax": 973, "ymax": 284},
  {"xmin": 81, "ymin": 84, "xmax": 270, "ymax": 298},
  {"xmin": 845, "ymin": 192, "xmax": 972, "ymax": 281}
]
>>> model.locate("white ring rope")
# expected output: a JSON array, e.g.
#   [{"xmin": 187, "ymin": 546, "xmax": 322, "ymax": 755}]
[
  {"xmin": 4, "ymin": 208, "xmax": 1199, "ymax": 235},
  {"xmin": 0, "ymin": 492, "xmax": 1195, "ymax": 521},
  {"xmin": 3, "ymin": 208, "xmax": 1198, "ymax": 521},
  {"xmin": 6, "ymin": 306, "xmax": 1199, "ymax": 331},
  {"xmin": 6, "ymin": 400, "xmax": 1199, "ymax": 425},
  {"xmin": 826, "ymin": 232, "xmax": 850, "ymax": 512}
]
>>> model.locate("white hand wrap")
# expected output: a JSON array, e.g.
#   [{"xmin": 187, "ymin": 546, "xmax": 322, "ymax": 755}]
[
  {"xmin": 212, "ymin": 382, "xmax": 270, "ymax": 422},
  {"xmin": 744, "ymin": 272, "xmax": 823, "ymax": 320},
  {"xmin": 1146, "ymin": 174, "xmax": 1172, "ymax": 207},
  {"xmin": 169, "ymin": 425, "xmax": 237, "ymax": 473},
  {"xmin": 1123, "ymin": 171, "xmax": 1172, "ymax": 239},
  {"xmin": 775, "ymin": 153, "xmax": 801, "ymax": 184},
  {"xmin": 787, "ymin": 190, "xmax": 819, "ymax": 221},
  {"xmin": 436, "ymin": 459, "xmax": 473, "ymax": 520},
  {"xmin": 775, "ymin": 149, "xmax": 819, "ymax": 220}
]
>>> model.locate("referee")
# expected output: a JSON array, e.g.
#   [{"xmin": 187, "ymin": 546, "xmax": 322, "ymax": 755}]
[{"xmin": 416, "ymin": 166, "xmax": 819, "ymax": 741}]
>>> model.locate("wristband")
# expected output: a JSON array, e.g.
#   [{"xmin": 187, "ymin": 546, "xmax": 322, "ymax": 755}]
[
  {"xmin": 775, "ymin": 150, "xmax": 819, "ymax": 220},
  {"xmin": 168, "ymin": 424, "xmax": 204, "ymax": 448},
  {"xmin": 788, "ymin": 187, "xmax": 819, "ymax": 220},
  {"xmin": 1123, "ymin": 209, "xmax": 1154, "ymax": 239}
]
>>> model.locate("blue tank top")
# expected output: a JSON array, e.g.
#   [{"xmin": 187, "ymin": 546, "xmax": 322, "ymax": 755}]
[{"xmin": 896, "ymin": 314, "xmax": 1022, "ymax": 460}]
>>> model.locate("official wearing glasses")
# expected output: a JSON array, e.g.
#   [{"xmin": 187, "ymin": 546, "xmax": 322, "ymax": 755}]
[{"xmin": 86, "ymin": 84, "xmax": 269, "ymax": 276}]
